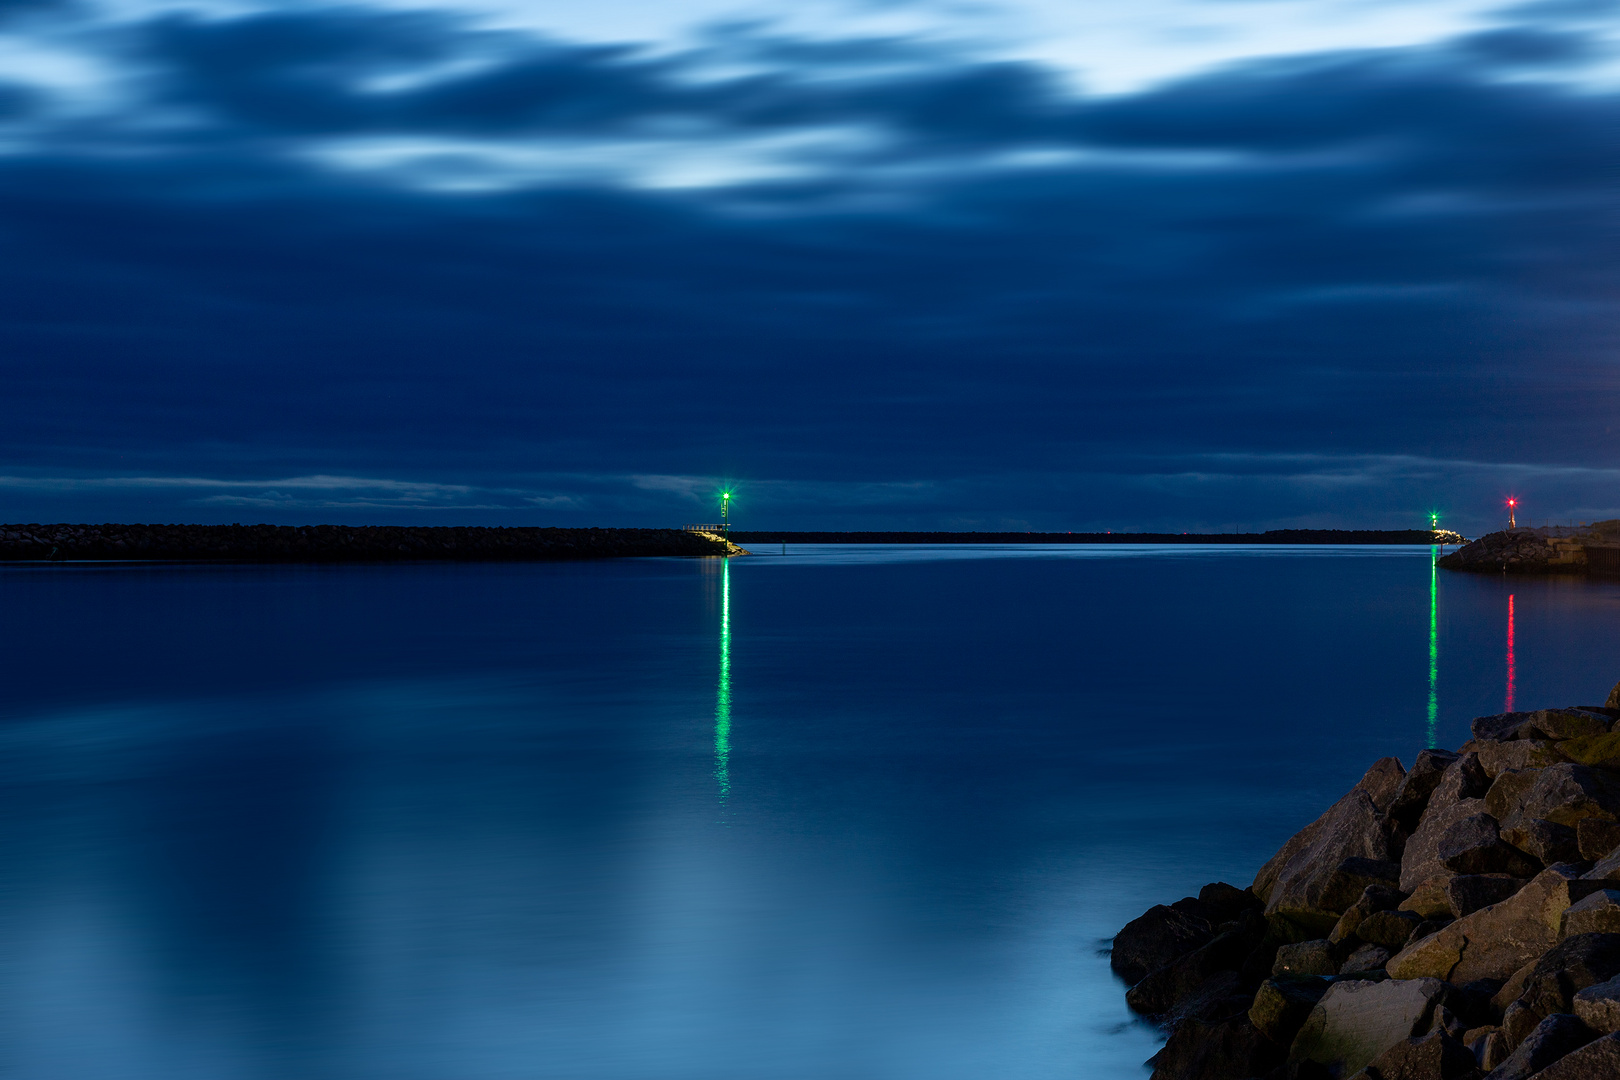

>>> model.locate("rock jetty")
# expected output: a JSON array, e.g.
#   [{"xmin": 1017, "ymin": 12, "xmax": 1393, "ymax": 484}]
[
  {"xmin": 0, "ymin": 523, "xmax": 743, "ymax": 562},
  {"xmin": 1115, "ymin": 683, "xmax": 1620, "ymax": 1079},
  {"xmin": 1438, "ymin": 523, "xmax": 1620, "ymax": 575}
]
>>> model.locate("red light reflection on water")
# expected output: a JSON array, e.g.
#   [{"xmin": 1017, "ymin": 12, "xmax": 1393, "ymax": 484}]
[{"xmin": 1505, "ymin": 593, "xmax": 1516, "ymax": 712}]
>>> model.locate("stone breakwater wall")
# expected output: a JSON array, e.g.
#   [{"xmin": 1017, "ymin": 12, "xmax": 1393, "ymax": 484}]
[
  {"xmin": 0, "ymin": 523, "xmax": 739, "ymax": 562},
  {"xmin": 1115, "ymin": 682, "xmax": 1620, "ymax": 1079},
  {"xmin": 1436, "ymin": 522, "xmax": 1620, "ymax": 575}
]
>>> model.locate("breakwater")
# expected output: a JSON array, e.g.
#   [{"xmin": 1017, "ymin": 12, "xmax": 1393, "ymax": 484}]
[
  {"xmin": 730, "ymin": 529, "xmax": 1438, "ymax": 545},
  {"xmin": 1437, "ymin": 522, "xmax": 1620, "ymax": 576},
  {"xmin": 0, "ymin": 523, "xmax": 739, "ymax": 562},
  {"xmin": 1116, "ymin": 686, "xmax": 1620, "ymax": 1079}
]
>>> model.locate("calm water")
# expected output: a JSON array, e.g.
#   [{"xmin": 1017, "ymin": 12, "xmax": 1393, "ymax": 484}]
[{"xmin": 4, "ymin": 544, "xmax": 1620, "ymax": 1080}]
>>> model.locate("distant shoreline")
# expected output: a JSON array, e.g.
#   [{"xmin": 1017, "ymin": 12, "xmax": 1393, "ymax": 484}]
[
  {"xmin": 0, "ymin": 524, "xmax": 1450, "ymax": 563},
  {"xmin": 729, "ymin": 529, "xmax": 1443, "ymax": 545},
  {"xmin": 0, "ymin": 524, "xmax": 735, "ymax": 562}
]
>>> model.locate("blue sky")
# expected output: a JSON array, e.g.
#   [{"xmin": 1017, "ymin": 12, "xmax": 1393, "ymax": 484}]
[{"xmin": 0, "ymin": 0, "xmax": 1616, "ymax": 532}]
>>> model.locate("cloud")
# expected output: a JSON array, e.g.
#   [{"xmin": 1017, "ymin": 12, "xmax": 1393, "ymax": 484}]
[
  {"xmin": 0, "ymin": 4, "xmax": 1612, "ymax": 532},
  {"xmin": 1453, "ymin": 27, "xmax": 1599, "ymax": 66}
]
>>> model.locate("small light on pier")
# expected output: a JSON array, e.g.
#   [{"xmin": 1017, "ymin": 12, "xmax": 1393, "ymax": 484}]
[{"xmin": 1507, "ymin": 497, "xmax": 1518, "ymax": 529}]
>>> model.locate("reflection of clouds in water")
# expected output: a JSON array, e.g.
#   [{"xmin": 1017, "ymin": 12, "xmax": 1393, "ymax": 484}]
[
  {"xmin": 0, "ymin": 676, "xmax": 1126, "ymax": 1080},
  {"xmin": 9, "ymin": 556, "xmax": 1620, "ymax": 1079}
]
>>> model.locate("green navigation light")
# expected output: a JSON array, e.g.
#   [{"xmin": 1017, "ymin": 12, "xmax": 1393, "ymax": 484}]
[{"xmin": 715, "ymin": 557, "xmax": 732, "ymax": 803}]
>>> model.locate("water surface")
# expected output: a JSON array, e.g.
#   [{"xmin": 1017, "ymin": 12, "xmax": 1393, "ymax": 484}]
[{"xmin": 4, "ymin": 545, "xmax": 1620, "ymax": 1079}]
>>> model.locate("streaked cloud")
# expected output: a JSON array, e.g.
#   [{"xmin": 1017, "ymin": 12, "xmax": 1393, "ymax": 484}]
[{"xmin": 0, "ymin": 1, "xmax": 1612, "ymax": 532}]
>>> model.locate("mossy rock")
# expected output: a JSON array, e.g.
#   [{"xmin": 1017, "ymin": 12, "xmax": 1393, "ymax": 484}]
[
  {"xmin": 1248, "ymin": 973, "xmax": 1329, "ymax": 1044},
  {"xmin": 1559, "ymin": 732, "xmax": 1620, "ymax": 769}
]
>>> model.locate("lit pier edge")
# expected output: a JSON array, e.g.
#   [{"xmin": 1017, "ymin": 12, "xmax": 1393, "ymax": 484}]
[{"xmin": 679, "ymin": 524, "xmax": 751, "ymax": 557}]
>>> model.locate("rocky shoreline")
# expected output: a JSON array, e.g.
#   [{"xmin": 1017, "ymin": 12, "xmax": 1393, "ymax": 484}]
[
  {"xmin": 1115, "ymin": 686, "xmax": 1620, "ymax": 1079},
  {"xmin": 1437, "ymin": 524, "xmax": 1620, "ymax": 575},
  {"xmin": 0, "ymin": 523, "xmax": 742, "ymax": 562}
]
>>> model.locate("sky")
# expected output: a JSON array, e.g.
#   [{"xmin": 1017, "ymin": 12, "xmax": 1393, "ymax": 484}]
[{"xmin": 0, "ymin": 0, "xmax": 1615, "ymax": 532}]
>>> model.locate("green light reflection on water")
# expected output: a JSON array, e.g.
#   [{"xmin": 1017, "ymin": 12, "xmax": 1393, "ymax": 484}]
[
  {"xmin": 1428, "ymin": 547, "xmax": 1438, "ymax": 747},
  {"xmin": 715, "ymin": 557, "xmax": 731, "ymax": 802}
]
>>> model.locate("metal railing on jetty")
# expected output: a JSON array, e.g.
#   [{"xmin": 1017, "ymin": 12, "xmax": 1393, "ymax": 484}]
[{"xmin": 682, "ymin": 524, "xmax": 729, "ymax": 534}]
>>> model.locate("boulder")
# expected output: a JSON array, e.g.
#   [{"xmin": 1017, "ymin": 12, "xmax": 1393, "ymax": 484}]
[
  {"xmin": 1487, "ymin": 771, "xmax": 1544, "ymax": 824},
  {"xmin": 1575, "ymin": 976, "xmax": 1620, "ymax": 1034},
  {"xmin": 1447, "ymin": 874, "xmax": 1529, "ymax": 918},
  {"xmin": 1388, "ymin": 750, "xmax": 1461, "ymax": 832},
  {"xmin": 1479, "ymin": 1029, "xmax": 1513, "ymax": 1070},
  {"xmin": 1170, "ymin": 882, "xmax": 1262, "ymax": 928},
  {"xmin": 1399, "ymin": 876, "xmax": 1456, "ymax": 919},
  {"xmin": 1355, "ymin": 1028, "xmax": 1479, "ymax": 1080},
  {"xmin": 1324, "ymin": 862, "xmax": 1404, "ymax": 913},
  {"xmin": 1273, "ymin": 940, "xmax": 1339, "ymax": 978},
  {"xmin": 1475, "ymin": 740, "xmax": 1569, "ymax": 777},
  {"xmin": 1501, "ymin": 1000, "xmax": 1541, "ymax": 1049},
  {"xmin": 1581, "ymin": 819, "xmax": 1620, "ymax": 861},
  {"xmin": 1402, "ymin": 917, "xmax": 1451, "ymax": 949},
  {"xmin": 1341, "ymin": 944, "xmax": 1392, "ymax": 975},
  {"xmin": 1526, "ymin": 1030, "xmax": 1620, "ymax": 1080},
  {"xmin": 1501, "ymin": 818, "xmax": 1580, "ymax": 865},
  {"xmin": 1159, "ymin": 969, "xmax": 1257, "ymax": 1030},
  {"xmin": 1524, "ymin": 709, "xmax": 1611, "ymax": 741},
  {"xmin": 1355, "ymin": 911, "xmax": 1425, "ymax": 952},
  {"xmin": 1403, "ymin": 756, "xmax": 1491, "ymax": 891},
  {"xmin": 1250, "ymin": 974, "xmax": 1331, "ymax": 1044},
  {"xmin": 1558, "ymin": 732, "xmax": 1620, "ymax": 770},
  {"xmin": 1288, "ymin": 977, "xmax": 1447, "ymax": 1076},
  {"xmin": 1127, "ymin": 916, "xmax": 1264, "ymax": 1015},
  {"xmin": 1438, "ymin": 813, "xmax": 1542, "ymax": 877},
  {"xmin": 1475, "ymin": 712, "xmax": 1538, "ymax": 743},
  {"xmin": 1255, "ymin": 761, "xmax": 1408, "ymax": 928},
  {"xmin": 1114, "ymin": 904, "xmax": 1214, "ymax": 986},
  {"xmin": 1587, "ymin": 847, "xmax": 1620, "ymax": 882},
  {"xmin": 1564, "ymin": 891, "xmax": 1620, "ymax": 939},
  {"xmin": 1360, "ymin": 757, "xmax": 1410, "ymax": 814},
  {"xmin": 1515, "ymin": 933, "xmax": 1620, "ymax": 1019},
  {"xmin": 1481, "ymin": 1013, "xmax": 1595, "ymax": 1080},
  {"xmin": 1609, "ymin": 679, "xmax": 1620, "ymax": 711},
  {"xmin": 1496, "ymin": 961, "xmax": 1542, "ymax": 1014},
  {"xmin": 1149, "ymin": 1015, "xmax": 1286, "ymax": 1080},
  {"xmin": 1198, "ymin": 881, "xmax": 1261, "ymax": 922},
  {"xmin": 1387, "ymin": 864, "xmax": 1599, "ymax": 983},
  {"xmin": 1500, "ymin": 764, "xmax": 1620, "ymax": 830},
  {"xmin": 1332, "ymin": 886, "xmax": 1410, "ymax": 944}
]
